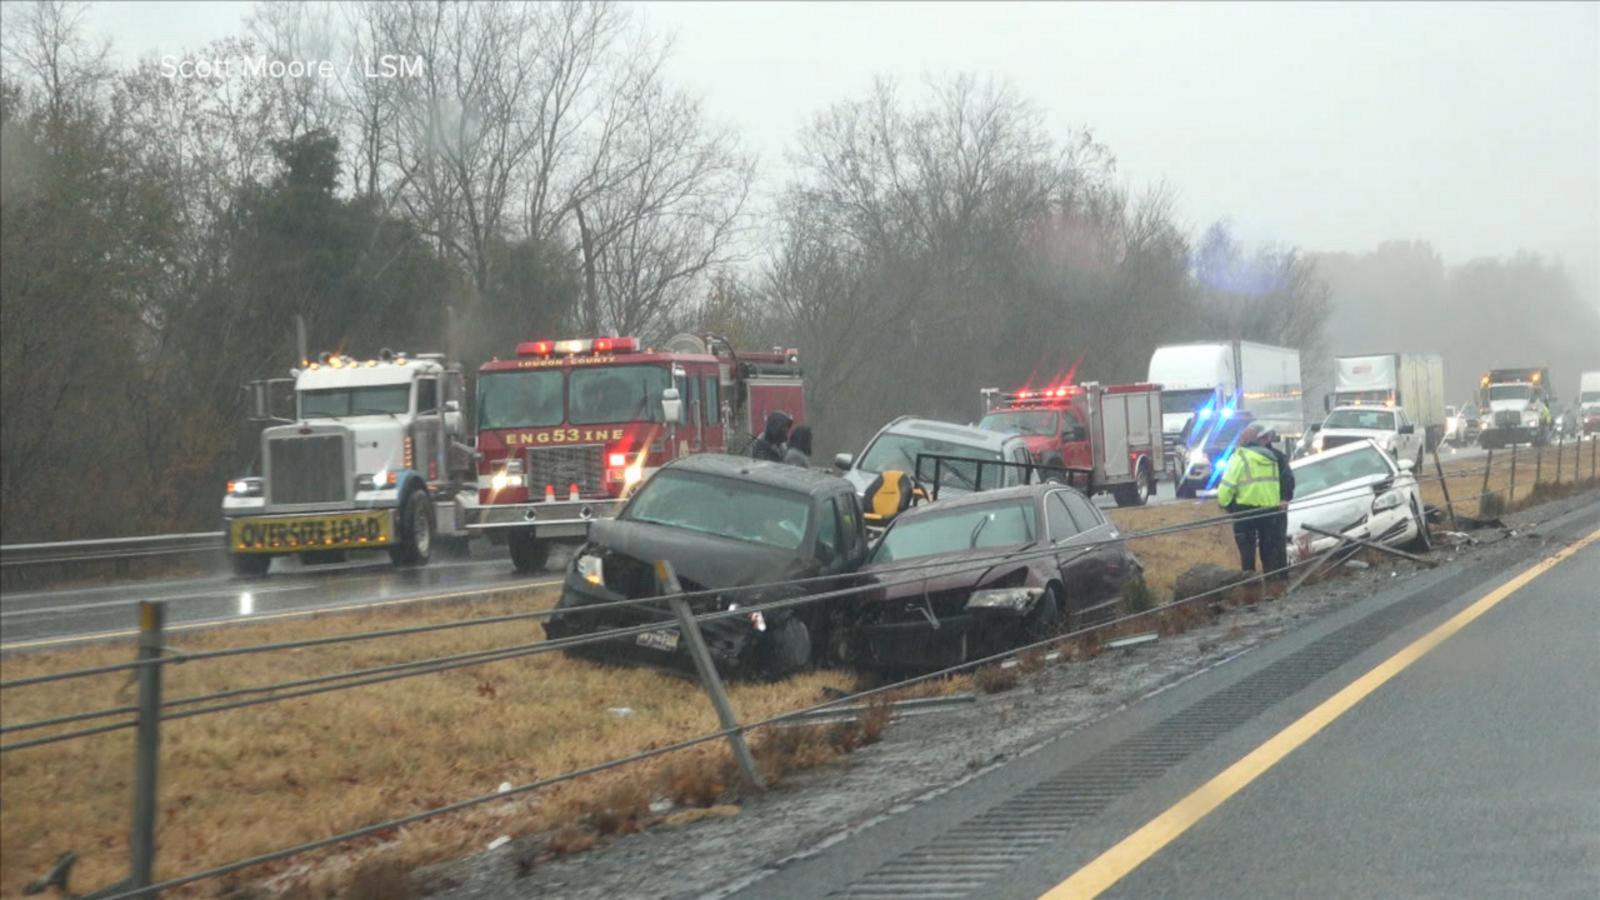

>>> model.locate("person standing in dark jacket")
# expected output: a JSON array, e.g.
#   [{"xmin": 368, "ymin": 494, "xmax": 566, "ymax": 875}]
[
  {"xmin": 751, "ymin": 410, "xmax": 792, "ymax": 463},
  {"xmin": 784, "ymin": 425, "xmax": 813, "ymax": 468}
]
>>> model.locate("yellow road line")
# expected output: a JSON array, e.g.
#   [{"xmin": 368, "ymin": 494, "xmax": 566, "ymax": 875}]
[
  {"xmin": 1042, "ymin": 526, "xmax": 1600, "ymax": 900},
  {"xmin": 0, "ymin": 579, "xmax": 563, "ymax": 651}
]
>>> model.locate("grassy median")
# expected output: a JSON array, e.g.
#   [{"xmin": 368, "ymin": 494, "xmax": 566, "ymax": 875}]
[{"xmin": 2, "ymin": 449, "xmax": 1593, "ymax": 897}]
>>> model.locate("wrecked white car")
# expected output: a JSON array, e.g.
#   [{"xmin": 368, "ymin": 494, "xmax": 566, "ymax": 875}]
[{"xmin": 1286, "ymin": 439, "xmax": 1430, "ymax": 562}]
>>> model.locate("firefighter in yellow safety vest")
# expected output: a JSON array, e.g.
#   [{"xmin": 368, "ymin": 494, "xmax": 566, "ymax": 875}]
[{"xmin": 1217, "ymin": 424, "xmax": 1295, "ymax": 580}]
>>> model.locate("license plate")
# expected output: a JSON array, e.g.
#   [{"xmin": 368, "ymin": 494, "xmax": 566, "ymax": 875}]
[
  {"xmin": 636, "ymin": 629, "xmax": 680, "ymax": 652},
  {"xmin": 230, "ymin": 511, "xmax": 393, "ymax": 553}
]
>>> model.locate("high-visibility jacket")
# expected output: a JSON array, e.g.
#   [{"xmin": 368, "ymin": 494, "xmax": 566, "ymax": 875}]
[{"xmin": 1217, "ymin": 446, "xmax": 1281, "ymax": 509}]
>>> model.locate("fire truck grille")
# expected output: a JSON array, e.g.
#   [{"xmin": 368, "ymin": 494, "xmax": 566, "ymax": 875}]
[
  {"xmin": 268, "ymin": 435, "xmax": 347, "ymax": 504},
  {"xmin": 526, "ymin": 444, "xmax": 605, "ymax": 497}
]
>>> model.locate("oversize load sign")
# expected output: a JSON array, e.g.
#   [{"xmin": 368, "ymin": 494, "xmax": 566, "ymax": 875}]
[{"xmin": 231, "ymin": 512, "xmax": 392, "ymax": 552}]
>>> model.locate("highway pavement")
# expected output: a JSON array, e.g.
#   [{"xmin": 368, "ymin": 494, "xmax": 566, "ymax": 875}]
[
  {"xmin": 0, "ymin": 545, "xmax": 565, "ymax": 649},
  {"xmin": 733, "ymin": 495, "xmax": 1598, "ymax": 899}
]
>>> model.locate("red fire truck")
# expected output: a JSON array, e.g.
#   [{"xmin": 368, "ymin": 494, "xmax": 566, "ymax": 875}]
[
  {"xmin": 461, "ymin": 333, "xmax": 805, "ymax": 572},
  {"xmin": 977, "ymin": 380, "xmax": 1164, "ymax": 507}
]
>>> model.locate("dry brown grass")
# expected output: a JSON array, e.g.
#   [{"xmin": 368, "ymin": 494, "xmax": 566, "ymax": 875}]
[
  {"xmin": 0, "ymin": 590, "xmax": 857, "ymax": 897},
  {"xmin": 8, "ymin": 453, "xmax": 1593, "ymax": 896},
  {"xmin": 1107, "ymin": 502, "xmax": 1237, "ymax": 597},
  {"xmin": 1422, "ymin": 444, "xmax": 1599, "ymax": 521}
]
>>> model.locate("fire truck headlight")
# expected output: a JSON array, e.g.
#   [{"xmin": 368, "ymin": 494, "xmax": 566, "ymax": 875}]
[
  {"xmin": 227, "ymin": 478, "xmax": 263, "ymax": 497},
  {"xmin": 490, "ymin": 470, "xmax": 525, "ymax": 491},
  {"xmin": 576, "ymin": 553, "xmax": 604, "ymax": 587}
]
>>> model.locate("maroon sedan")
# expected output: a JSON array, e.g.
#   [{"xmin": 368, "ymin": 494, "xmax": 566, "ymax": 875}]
[{"xmin": 840, "ymin": 484, "xmax": 1144, "ymax": 672}]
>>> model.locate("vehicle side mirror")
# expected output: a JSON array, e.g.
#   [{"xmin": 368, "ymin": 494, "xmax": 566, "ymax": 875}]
[
  {"xmin": 1064, "ymin": 426, "xmax": 1086, "ymax": 442},
  {"xmin": 661, "ymin": 387, "xmax": 684, "ymax": 424},
  {"xmin": 443, "ymin": 399, "xmax": 463, "ymax": 434},
  {"xmin": 250, "ymin": 380, "xmax": 271, "ymax": 421},
  {"xmin": 1398, "ymin": 424, "xmax": 1415, "ymax": 435},
  {"xmin": 833, "ymin": 452, "xmax": 853, "ymax": 471},
  {"xmin": 1398, "ymin": 458, "xmax": 1416, "ymax": 472}
]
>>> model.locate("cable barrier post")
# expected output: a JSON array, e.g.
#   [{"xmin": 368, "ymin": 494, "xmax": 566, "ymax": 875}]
[
  {"xmin": 1556, "ymin": 434, "xmax": 1564, "ymax": 485},
  {"xmin": 1534, "ymin": 438, "xmax": 1543, "ymax": 488},
  {"xmin": 131, "ymin": 601, "xmax": 166, "ymax": 893},
  {"xmin": 656, "ymin": 560, "xmax": 764, "ymax": 791},
  {"xmin": 1430, "ymin": 444, "xmax": 1457, "ymax": 532}
]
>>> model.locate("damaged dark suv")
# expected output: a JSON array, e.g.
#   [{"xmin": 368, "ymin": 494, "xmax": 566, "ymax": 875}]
[{"xmin": 543, "ymin": 454, "xmax": 869, "ymax": 678}]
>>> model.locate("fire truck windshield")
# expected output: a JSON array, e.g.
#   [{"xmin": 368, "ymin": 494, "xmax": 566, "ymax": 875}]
[
  {"xmin": 978, "ymin": 409, "xmax": 1058, "ymax": 436},
  {"xmin": 476, "ymin": 370, "xmax": 563, "ymax": 429},
  {"xmin": 300, "ymin": 385, "xmax": 410, "ymax": 418},
  {"xmin": 570, "ymin": 364, "xmax": 670, "ymax": 425}
]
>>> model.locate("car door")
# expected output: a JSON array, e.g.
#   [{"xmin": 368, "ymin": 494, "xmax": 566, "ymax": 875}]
[
  {"xmin": 1062, "ymin": 490, "xmax": 1120, "ymax": 605},
  {"xmin": 1044, "ymin": 491, "xmax": 1092, "ymax": 609}
]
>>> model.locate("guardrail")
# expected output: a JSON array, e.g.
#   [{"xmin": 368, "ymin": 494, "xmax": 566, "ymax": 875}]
[
  {"xmin": 0, "ymin": 533, "xmax": 224, "ymax": 569},
  {"xmin": 2, "ymin": 452, "xmax": 1592, "ymax": 898}
]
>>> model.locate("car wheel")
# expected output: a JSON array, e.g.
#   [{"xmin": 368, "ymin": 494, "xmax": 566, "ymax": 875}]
[
  {"xmin": 1405, "ymin": 497, "xmax": 1432, "ymax": 552},
  {"xmin": 1024, "ymin": 583, "xmax": 1065, "ymax": 642},
  {"xmin": 762, "ymin": 615, "xmax": 812, "ymax": 679},
  {"xmin": 389, "ymin": 488, "xmax": 434, "ymax": 566},
  {"xmin": 230, "ymin": 553, "xmax": 271, "ymax": 577},
  {"xmin": 507, "ymin": 528, "xmax": 549, "ymax": 573}
]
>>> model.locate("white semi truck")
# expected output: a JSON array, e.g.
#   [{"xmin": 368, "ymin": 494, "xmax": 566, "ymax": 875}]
[
  {"xmin": 1146, "ymin": 340, "xmax": 1306, "ymax": 473},
  {"xmin": 1327, "ymin": 353, "xmax": 1447, "ymax": 451},
  {"xmin": 222, "ymin": 349, "xmax": 477, "ymax": 576}
]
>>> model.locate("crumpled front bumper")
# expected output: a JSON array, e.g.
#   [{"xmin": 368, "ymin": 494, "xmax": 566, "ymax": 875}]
[{"xmin": 544, "ymin": 572, "xmax": 759, "ymax": 675}]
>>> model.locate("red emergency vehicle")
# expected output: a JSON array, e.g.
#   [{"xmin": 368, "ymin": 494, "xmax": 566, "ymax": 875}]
[
  {"xmin": 462, "ymin": 333, "xmax": 805, "ymax": 571},
  {"xmin": 977, "ymin": 380, "xmax": 1164, "ymax": 507}
]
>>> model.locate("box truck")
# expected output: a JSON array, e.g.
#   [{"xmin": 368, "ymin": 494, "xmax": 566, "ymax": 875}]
[
  {"xmin": 1328, "ymin": 353, "xmax": 1447, "ymax": 450},
  {"xmin": 1146, "ymin": 340, "xmax": 1305, "ymax": 473}
]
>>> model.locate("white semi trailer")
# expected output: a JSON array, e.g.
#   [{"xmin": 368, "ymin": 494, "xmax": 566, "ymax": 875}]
[
  {"xmin": 1329, "ymin": 353, "xmax": 1447, "ymax": 450},
  {"xmin": 1146, "ymin": 340, "xmax": 1306, "ymax": 473}
]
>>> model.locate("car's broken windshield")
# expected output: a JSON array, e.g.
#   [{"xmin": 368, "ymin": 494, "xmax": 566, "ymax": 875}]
[
  {"xmin": 871, "ymin": 500, "xmax": 1037, "ymax": 563},
  {"xmin": 1293, "ymin": 445, "xmax": 1395, "ymax": 498}
]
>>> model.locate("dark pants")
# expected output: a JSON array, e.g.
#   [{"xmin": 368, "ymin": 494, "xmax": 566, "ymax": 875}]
[{"xmin": 1232, "ymin": 506, "xmax": 1288, "ymax": 579}]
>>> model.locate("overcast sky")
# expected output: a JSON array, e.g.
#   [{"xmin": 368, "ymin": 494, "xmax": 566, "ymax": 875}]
[{"xmin": 84, "ymin": 1, "xmax": 1600, "ymax": 299}]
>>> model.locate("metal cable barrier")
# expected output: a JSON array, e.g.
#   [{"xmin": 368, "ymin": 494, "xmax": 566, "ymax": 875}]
[{"xmin": 2, "ymin": 450, "xmax": 1591, "ymax": 899}]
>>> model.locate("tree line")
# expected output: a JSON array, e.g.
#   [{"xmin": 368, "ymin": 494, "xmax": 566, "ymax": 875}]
[{"xmin": 3, "ymin": 0, "xmax": 1335, "ymax": 541}]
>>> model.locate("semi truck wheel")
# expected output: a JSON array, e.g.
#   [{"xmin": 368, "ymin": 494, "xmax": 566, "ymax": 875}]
[
  {"xmin": 507, "ymin": 528, "xmax": 549, "ymax": 573},
  {"xmin": 389, "ymin": 487, "xmax": 434, "ymax": 566},
  {"xmin": 1113, "ymin": 461, "xmax": 1154, "ymax": 507},
  {"xmin": 230, "ymin": 553, "xmax": 271, "ymax": 577}
]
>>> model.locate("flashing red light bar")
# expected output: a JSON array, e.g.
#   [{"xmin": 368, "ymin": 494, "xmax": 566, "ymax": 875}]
[
  {"xmin": 1006, "ymin": 385, "xmax": 1080, "ymax": 401},
  {"xmin": 517, "ymin": 336, "xmax": 639, "ymax": 357}
]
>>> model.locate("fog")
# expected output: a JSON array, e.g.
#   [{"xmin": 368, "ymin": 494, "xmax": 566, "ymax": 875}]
[{"xmin": 86, "ymin": 1, "xmax": 1599, "ymax": 302}]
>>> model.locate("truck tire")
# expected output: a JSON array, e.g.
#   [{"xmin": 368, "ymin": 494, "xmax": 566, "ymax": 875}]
[
  {"xmin": 1113, "ymin": 461, "xmax": 1154, "ymax": 507},
  {"xmin": 507, "ymin": 528, "xmax": 549, "ymax": 573},
  {"xmin": 1040, "ymin": 454, "xmax": 1066, "ymax": 483},
  {"xmin": 389, "ymin": 487, "xmax": 434, "ymax": 566},
  {"xmin": 230, "ymin": 553, "xmax": 271, "ymax": 577}
]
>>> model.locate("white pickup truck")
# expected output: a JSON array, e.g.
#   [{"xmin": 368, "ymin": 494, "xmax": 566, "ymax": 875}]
[{"xmin": 1303, "ymin": 404, "xmax": 1424, "ymax": 467}]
